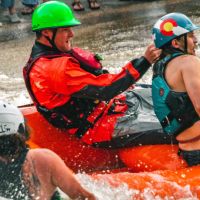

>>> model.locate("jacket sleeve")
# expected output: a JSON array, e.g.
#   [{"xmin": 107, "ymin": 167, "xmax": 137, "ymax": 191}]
[{"xmin": 55, "ymin": 56, "xmax": 150, "ymax": 101}]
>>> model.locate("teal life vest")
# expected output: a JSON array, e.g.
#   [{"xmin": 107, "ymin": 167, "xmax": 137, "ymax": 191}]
[{"xmin": 152, "ymin": 52, "xmax": 199, "ymax": 135}]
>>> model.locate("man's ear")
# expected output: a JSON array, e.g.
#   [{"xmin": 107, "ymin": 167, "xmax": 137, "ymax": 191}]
[{"xmin": 41, "ymin": 29, "xmax": 52, "ymax": 37}]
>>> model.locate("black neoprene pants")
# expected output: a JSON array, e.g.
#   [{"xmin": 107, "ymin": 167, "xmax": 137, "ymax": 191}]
[{"xmin": 179, "ymin": 149, "xmax": 200, "ymax": 167}]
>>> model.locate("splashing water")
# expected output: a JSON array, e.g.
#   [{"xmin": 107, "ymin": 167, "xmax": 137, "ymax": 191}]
[
  {"xmin": 59, "ymin": 173, "xmax": 138, "ymax": 200},
  {"xmin": 58, "ymin": 172, "xmax": 199, "ymax": 200}
]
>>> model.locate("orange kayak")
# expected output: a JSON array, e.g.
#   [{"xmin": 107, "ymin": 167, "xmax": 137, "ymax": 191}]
[
  {"xmin": 20, "ymin": 104, "xmax": 124, "ymax": 173},
  {"xmin": 20, "ymin": 104, "xmax": 188, "ymax": 173},
  {"xmin": 91, "ymin": 165, "xmax": 200, "ymax": 199},
  {"xmin": 19, "ymin": 104, "xmax": 200, "ymax": 198},
  {"xmin": 21, "ymin": 104, "xmax": 189, "ymax": 172}
]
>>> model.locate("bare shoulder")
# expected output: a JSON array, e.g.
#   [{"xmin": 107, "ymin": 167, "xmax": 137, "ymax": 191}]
[
  {"xmin": 27, "ymin": 148, "xmax": 60, "ymax": 164},
  {"xmin": 180, "ymin": 55, "xmax": 200, "ymax": 67}
]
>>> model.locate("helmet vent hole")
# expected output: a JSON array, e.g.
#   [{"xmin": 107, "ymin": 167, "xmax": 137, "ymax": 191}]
[{"xmin": 18, "ymin": 123, "xmax": 25, "ymax": 135}]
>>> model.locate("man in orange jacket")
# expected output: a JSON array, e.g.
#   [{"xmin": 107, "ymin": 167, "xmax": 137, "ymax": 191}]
[{"xmin": 23, "ymin": 1, "xmax": 169, "ymax": 148}]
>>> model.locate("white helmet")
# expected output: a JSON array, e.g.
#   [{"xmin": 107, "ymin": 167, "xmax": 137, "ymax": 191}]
[{"xmin": 0, "ymin": 101, "xmax": 25, "ymax": 137}]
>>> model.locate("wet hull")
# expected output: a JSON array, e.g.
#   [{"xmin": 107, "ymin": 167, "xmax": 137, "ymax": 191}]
[
  {"xmin": 20, "ymin": 104, "xmax": 200, "ymax": 198},
  {"xmin": 20, "ymin": 105, "xmax": 124, "ymax": 173},
  {"xmin": 91, "ymin": 166, "xmax": 200, "ymax": 199},
  {"xmin": 20, "ymin": 104, "xmax": 188, "ymax": 173}
]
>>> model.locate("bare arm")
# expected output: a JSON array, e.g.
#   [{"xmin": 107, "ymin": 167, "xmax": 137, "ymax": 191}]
[
  {"xmin": 27, "ymin": 149, "xmax": 96, "ymax": 200},
  {"xmin": 182, "ymin": 56, "xmax": 200, "ymax": 116},
  {"xmin": 175, "ymin": 56, "xmax": 200, "ymax": 143},
  {"xmin": 50, "ymin": 151, "xmax": 96, "ymax": 200}
]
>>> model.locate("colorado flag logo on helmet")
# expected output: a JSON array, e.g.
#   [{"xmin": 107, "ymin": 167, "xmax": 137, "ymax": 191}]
[{"xmin": 160, "ymin": 19, "xmax": 178, "ymax": 36}]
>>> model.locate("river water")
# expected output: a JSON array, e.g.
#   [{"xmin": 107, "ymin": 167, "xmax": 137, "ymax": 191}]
[
  {"xmin": 1, "ymin": 0, "xmax": 200, "ymax": 106},
  {"xmin": 1, "ymin": 0, "xmax": 200, "ymax": 199}
]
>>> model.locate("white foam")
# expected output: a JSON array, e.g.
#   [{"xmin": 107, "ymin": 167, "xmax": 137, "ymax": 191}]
[{"xmin": 58, "ymin": 172, "xmax": 198, "ymax": 200}]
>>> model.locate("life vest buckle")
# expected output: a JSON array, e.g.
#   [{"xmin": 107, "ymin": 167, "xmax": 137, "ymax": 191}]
[{"xmin": 161, "ymin": 112, "xmax": 174, "ymax": 128}]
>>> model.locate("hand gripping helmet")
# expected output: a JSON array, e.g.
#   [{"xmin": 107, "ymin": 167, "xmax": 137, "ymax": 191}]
[
  {"xmin": 152, "ymin": 13, "xmax": 199, "ymax": 48},
  {"xmin": 32, "ymin": 1, "xmax": 81, "ymax": 31},
  {"xmin": 0, "ymin": 101, "xmax": 26, "ymax": 137}
]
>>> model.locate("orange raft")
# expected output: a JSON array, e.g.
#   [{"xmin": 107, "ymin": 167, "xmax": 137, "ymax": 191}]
[
  {"xmin": 90, "ymin": 146, "xmax": 200, "ymax": 199},
  {"xmin": 20, "ymin": 104, "xmax": 200, "ymax": 198},
  {"xmin": 20, "ymin": 104, "xmax": 124, "ymax": 173},
  {"xmin": 91, "ymin": 146, "xmax": 200, "ymax": 199},
  {"xmin": 91, "ymin": 166, "xmax": 200, "ymax": 199},
  {"xmin": 21, "ymin": 104, "xmax": 188, "ymax": 172}
]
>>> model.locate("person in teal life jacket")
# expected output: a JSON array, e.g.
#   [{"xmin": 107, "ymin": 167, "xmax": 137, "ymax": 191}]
[
  {"xmin": 23, "ymin": 1, "xmax": 169, "ymax": 148},
  {"xmin": 152, "ymin": 12, "xmax": 200, "ymax": 166},
  {"xmin": 0, "ymin": 101, "xmax": 96, "ymax": 200}
]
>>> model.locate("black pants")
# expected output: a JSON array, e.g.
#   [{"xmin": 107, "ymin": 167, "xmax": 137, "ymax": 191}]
[{"xmin": 179, "ymin": 149, "xmax": 200, "ymax": 167}]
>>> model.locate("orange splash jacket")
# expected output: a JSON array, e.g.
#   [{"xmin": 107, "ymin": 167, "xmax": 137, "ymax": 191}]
[{"xmin": 23, "ymin": 42, "xmax": 151, "ymax": 145}]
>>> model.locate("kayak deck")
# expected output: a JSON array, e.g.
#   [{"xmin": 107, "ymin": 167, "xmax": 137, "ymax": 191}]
[{"xmin": 21, "ymin": 105, "xmax": 124, "ymax": 173}]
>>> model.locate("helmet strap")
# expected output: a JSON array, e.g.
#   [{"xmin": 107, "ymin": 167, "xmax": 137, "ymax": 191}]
[
  {"xmin": 44, "ymin": 29, "xmax": 60, "ymax": 52},
  {"xmin": 173, "ymin": 34, "xmax": 188, "ymax": 54},
  {"xmin": 183, "ymin": 34, "xmax": 188, "ymax": 54}
]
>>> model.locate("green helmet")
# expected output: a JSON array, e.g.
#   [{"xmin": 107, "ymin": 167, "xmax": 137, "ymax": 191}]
[{"xmin": 32, "ymin": 1, "xmax": 81, "ymax": 31}]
